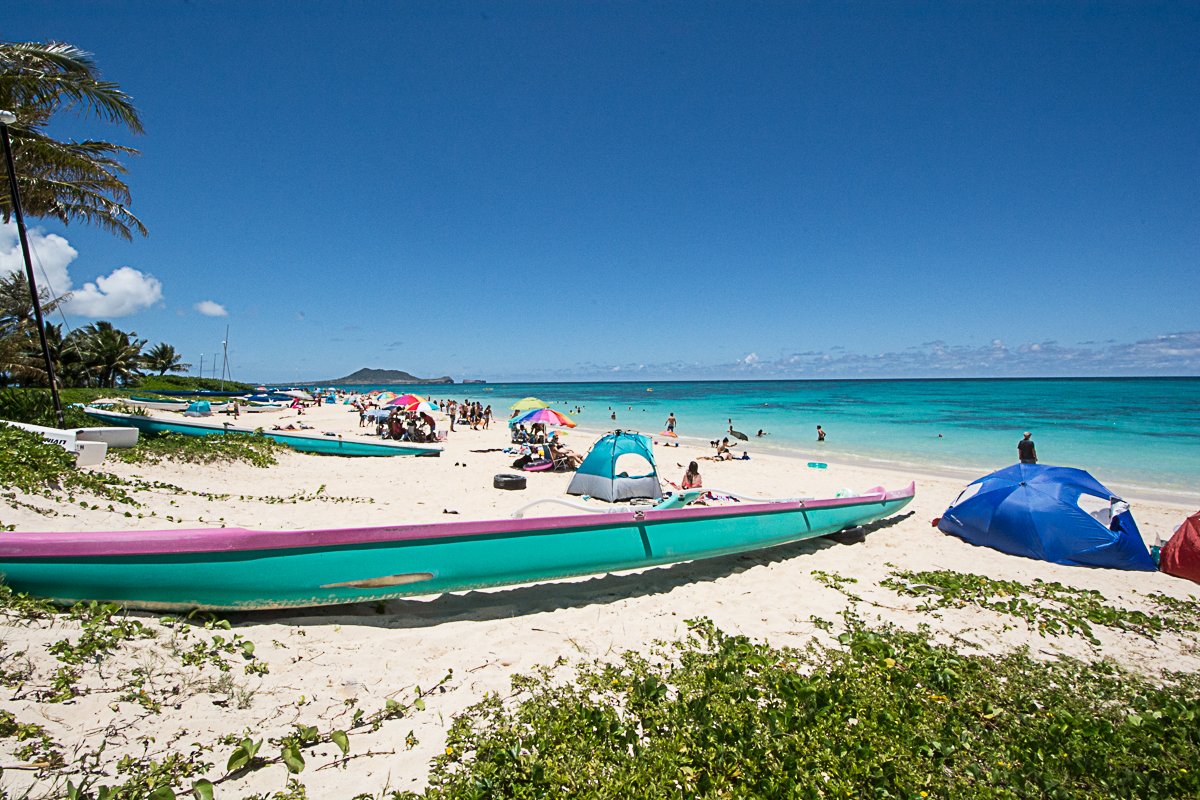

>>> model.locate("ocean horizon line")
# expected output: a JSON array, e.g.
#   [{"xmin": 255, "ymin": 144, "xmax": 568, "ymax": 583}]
[{"xmin": 273, "ymin": 374, "xmax": 1200, "ymax": 387}]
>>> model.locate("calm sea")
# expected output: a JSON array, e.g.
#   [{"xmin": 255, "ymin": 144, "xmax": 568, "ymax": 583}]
[{"xmin": 337, "ymin": 378, "xmax": 1200, "ymax": 501}]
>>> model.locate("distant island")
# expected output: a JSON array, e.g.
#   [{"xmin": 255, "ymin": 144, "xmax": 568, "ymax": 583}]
[{"xmin": 318, "ymin": 368, "xmax": 455, "ymax": 385}]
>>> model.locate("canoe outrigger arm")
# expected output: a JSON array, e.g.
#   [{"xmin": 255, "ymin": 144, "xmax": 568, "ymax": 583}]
[{"xmin": 510, "ymin": 489, "xmax": 809, "ymax": 519}]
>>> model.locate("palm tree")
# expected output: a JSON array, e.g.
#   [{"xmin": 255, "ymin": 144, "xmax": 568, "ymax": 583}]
[
  {"xmin": 0, "ymin": 271, "xmax": 70, "ymax": 386},
  {"xmin": 0, "ymin": 40, "xmax": 145, "ymax": 239},
  {"xmin": 70, "ymin": 321, "xmax": 145, "ymax": 387},
  {"xmin": 0, "ymin": 270, "xmax": 66, "ymax": 338},
  {"xmin": 142, "ymin": 342, "xmax": 189, "ymax": 375}
]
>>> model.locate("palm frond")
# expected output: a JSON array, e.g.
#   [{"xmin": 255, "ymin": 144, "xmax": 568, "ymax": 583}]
[{"xmin": 0, "ymin": 41, "xmax": 144, "ymax": 133}]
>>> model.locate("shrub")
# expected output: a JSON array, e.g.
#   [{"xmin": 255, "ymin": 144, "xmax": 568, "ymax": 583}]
[{"xmin": 408, "ymin": 618, "xmax": 1200, "ymax": 799}]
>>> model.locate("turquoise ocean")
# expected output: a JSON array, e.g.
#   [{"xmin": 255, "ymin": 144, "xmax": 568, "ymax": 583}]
[{"xmin": 337, "ymin": 378, "xmax": 1199, "ymax": 502}]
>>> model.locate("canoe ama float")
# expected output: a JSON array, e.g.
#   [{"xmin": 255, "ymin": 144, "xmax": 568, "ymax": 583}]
[
  {"xmin": 83, "ymin": 407, "xmax": 441, "ymax": 458},
  {"xmin": 0, "ymin": 483, "xmax": 914, "ymax": 611}
]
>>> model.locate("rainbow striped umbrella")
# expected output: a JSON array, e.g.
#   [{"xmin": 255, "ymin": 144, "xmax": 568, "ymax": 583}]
[
  {"xmin": 511, "ymin": 407, "xmax": 576, "ymax": 428},
  {"xmin": 388, "ymin": 393, "xmax": 426, "ymax": 407}
]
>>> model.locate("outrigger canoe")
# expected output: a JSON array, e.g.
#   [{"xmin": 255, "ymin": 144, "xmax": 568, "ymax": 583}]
[
  {"xmin": 83, "ymin": 407, "xmax": 441, "ymax": 457},
  {"xmin": 0, "ymin": 483, "xmax": 914, "ymax": 611}
]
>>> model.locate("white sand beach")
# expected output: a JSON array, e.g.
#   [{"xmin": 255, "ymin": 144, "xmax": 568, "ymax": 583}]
[{"xmin": 1, "ymin": 401, "xmax": 1197, "ymax": 797}]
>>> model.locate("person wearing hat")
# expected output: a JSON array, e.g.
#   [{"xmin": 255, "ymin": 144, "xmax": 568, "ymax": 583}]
[{"xmin": 1017, "ymin": 431, "xmax": 1037, "ymax": 464}]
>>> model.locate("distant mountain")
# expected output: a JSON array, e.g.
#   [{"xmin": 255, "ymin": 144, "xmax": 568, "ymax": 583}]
[{"xmin": 320, "ymin": 368, "xmax": 455, "ymax": 385}]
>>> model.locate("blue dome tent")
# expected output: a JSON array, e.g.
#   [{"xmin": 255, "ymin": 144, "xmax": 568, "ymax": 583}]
[
  {"xmin": 937, "ymin": 463, "xmax": 1155, "ymax": 571},
  {"xmin": 184, "ymin": 400, "xmax": 212, "ymax": 417},
  {"xmin": 566, "ymin": 431, "xmax": 662, "ymax": 503}
]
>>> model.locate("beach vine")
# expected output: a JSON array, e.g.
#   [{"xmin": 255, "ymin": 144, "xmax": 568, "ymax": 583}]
[
  {"xmin": 0, "ymin": 583, "xmax": 456, "ymax": 799},
  {"xmin": 882, "ymin": 569, "xmax": 1200, "ymax": 645},
  {"xmin": 398, "ymin": 615, "xmax": 1200, "ymax": 799},
  {"xmin": 114, "ymin": 433, "xmax": 286, "ymax": 468}
]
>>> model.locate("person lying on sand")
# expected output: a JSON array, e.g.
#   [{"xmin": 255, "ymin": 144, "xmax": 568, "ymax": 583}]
[
  {"xmin": 272, "ymin": 422, "xmax": 313, "ymax": 431},
  {"xmin": 701, "ymin": 438, "xmax": 737, "ymax": 461}
]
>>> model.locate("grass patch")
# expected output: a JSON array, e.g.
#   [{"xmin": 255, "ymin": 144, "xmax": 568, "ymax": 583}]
[
  {"xmin": 136, "ymin": 376, "xmax": 254, "ymax": 393},
  {"xmin": 404, "ymin": 616, "xmax": 1200, "ymax": 799},
  {"xmin": 114, "ymin": 432, "xmax": 285, "ymax": 468},
  {"xmin": 0, "ymin": 426, "xmax": 136, "ymax": 505},
  {"xmin": 883, "ymin": 570, "xmax": 1200, "ymax": 645}
]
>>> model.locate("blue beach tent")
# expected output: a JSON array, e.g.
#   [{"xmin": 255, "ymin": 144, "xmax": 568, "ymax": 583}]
[
  {"xmin": 566, "ymin": 431, "xmax": 662, "ymax": 503},
  {"xmin": 937, "ymin": 463, "xmax": 1155, "ymax": 571},
  {"xmin": 184, "ymin": 400, "xmax": 212, "ymax": 417}
]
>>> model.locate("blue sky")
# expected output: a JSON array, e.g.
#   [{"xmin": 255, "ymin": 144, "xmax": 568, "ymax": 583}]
[{"xmin": 3, "ymin": 2, "xmax": 1198, "ymax": 382}]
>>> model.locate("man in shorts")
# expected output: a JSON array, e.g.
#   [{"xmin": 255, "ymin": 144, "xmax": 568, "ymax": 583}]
[{"xmin": 1018, "ymin": 432, "xmax": 1037, "ymax": 464}]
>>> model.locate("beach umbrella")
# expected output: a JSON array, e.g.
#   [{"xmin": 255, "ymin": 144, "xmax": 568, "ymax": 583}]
[
  {"xmin": 510, "ymin": 397, "xmax": 549, "ymax": 412},
  {"xmin": 388, "ymin": 393, "xmax": 425, "ymax": 407},
  {"xmin": 404, "ymin": 400, "xmax": 439, "ymax": 413},
  {"xmin": 282, "ymin": 390, "xmax": 313, "ymax": 401},
  {"xmin": 512, "ymin": 407, "xmax": 576, "ymax": 428},
  {"xmin": 937, "ymin": 463, "xmax": 1156, "ymax": 571}
]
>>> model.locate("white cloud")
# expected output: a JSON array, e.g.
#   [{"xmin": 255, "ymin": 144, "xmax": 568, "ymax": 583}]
[
  {"xmin": 195, "ymin": 300, "xmax": 228, "ymax": 317},
  {"xmin": 68, "ymin": 267, "xmax": 163, "ymax": 317},
  {"xmin": 502, "ymin": 331, "xmax": 1200, "ymax": 381},
  {"xmin": 0, "ymin": 223, "xmax": 77, "ymax": 297},
  {"xmin": 1, "ymin": 221, "xmax": 162, "ymax": 318}
]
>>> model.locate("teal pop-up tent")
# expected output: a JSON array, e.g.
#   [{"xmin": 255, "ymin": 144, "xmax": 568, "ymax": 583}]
[{"xmin": 566, "ymin": 431, "xmax": 662, "ymax": 503}]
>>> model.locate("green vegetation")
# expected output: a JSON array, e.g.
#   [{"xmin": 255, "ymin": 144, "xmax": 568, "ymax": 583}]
[
  {"xmin": 0, "ymin": 425, "xmax": 135, "ymax": 504},
  {"xmin": 883, "ymin": 569, "xmax": 1200, "ymax": 645},
  {"xmin": 137, "ymin": 375, "xmax": 254, "ymax": 393},
  {"xmin": 0, "ymin": 581, "xmax": 446, "ymax": 800},
  {"xmin": 0, "ymin": 387, "xmax": 95, "ymax": 427},
  {"xmin": 405, "ymin": 616, "xmax": 1200, "ymax": 800},
  {"xmin": 0, "ymin": 565, "xmax": 1197, "ymax": 798},
  {"xmin": 114, "ymin": 432, "xmax": 285, "ymax": 468}
]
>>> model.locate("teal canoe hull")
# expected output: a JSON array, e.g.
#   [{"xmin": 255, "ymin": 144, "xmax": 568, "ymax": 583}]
[
  {"xmin": 0, "ymin": 485, "xmax": 914, "ymax": 611},
  {"xmin": 83, "ymin": 407, "xmax": 441, "ymax": 457}
]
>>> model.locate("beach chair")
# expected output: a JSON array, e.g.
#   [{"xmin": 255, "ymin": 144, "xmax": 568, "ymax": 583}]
[{"xmin": 550, "ymin": 447, "xmax": 577, "ymax": 472}]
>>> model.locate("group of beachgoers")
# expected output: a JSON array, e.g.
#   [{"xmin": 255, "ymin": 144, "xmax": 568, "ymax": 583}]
[{"xmin": 447, "ymin": 400, "xmax": 492, "ymax": 431}]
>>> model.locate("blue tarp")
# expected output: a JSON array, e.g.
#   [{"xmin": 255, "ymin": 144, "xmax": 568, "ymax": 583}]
[{"xmin": 937, "ymin": 463, "xmax": 1156, "ymax": 571}]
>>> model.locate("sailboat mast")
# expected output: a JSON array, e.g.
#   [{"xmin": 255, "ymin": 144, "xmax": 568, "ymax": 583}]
[{"xmin": 0, "ymin": 111, "xmax": 63, "ymax": 426}]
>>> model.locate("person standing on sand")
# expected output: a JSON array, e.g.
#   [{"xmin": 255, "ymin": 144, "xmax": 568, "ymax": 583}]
[
  {"xmin": 816, "ymin": 425, "xmax": 826, "ymax": 442},
  {"xmin": 1018, "ymin": 432, "xmax": 1037, "ymax": 464}
]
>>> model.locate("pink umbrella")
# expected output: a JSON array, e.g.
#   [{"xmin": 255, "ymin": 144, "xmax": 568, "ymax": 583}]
[
  {"xmin": 388, "ymin": 393, "xmax": 425, "ymax": 407},
  {"xmin": 512, "ymin": 407, "xmax": 576, "ymax": 428}
]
